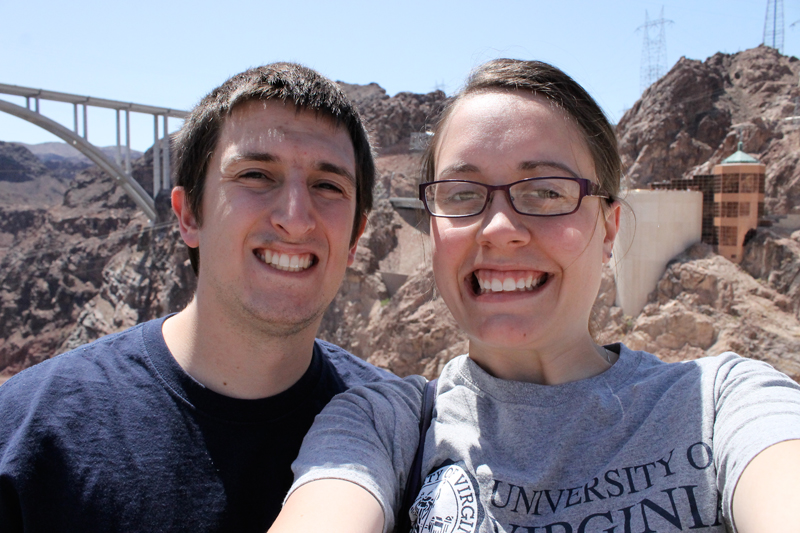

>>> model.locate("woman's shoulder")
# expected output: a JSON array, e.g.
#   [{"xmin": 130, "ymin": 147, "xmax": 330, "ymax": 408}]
[
  {"xmin": 618, "ymin": 343, "xmax": 800, "ymax": 394},
  {"xmin": 325, "ymin": 370, "xmax": 429, "ymax": 419}
]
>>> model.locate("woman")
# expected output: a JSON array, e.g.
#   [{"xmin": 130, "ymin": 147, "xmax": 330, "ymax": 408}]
[{"xmin": 270, "ymin": 60, "xmax": 800, "ymax": 533}]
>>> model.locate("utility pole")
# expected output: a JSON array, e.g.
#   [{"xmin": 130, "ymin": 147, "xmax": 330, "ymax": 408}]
[
  {"xmin": 638, "ymin": 7, "xmax": 673, "ymax": 93},
  {"xmin": 763, "ymin": 0, "xmax": 785, "ymax": 52}
]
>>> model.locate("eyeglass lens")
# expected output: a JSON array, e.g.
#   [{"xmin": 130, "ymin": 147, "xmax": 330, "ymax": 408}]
[{"xmin": 425, "ymin": 178, "xmax": 583, "ymax": 217}]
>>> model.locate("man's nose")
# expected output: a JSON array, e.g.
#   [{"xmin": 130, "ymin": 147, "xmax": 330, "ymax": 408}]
[{"xmin": 270, "ymin": 175, "xmax": 316, "ymax": 238}]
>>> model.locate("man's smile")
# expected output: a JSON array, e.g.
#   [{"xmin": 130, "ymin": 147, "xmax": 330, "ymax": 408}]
[{"xmin": 254, "ymin": 248, "xmax": 316, "ymax": 272}]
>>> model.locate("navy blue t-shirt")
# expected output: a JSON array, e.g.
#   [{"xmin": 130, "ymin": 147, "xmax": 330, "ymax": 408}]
[{"xmin": 0, "ymin": 316, "xmax": 392, "ymax": 532}]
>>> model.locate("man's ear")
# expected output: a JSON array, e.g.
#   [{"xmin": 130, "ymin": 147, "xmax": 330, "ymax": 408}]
[
  {"xmin": 172, "ymin": 187, "xmax": 200, "ymax": 248},
  {"xmin": 602, "ymin": 201, "xmax": 621, "ymax": 264},
  {"xmin": 347, "ymin": 215, "xmax": 368, "ymax": 266}
]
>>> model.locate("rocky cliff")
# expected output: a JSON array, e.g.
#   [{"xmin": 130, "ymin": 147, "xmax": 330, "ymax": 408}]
[
  {"xmin": 0, "ymin": 86, "xmax": 444, "ymax": 380},
  {"xmin": 2, "ymin": 50, "xmax": 800, "ymax": 382},
  {"xmin": 0, "ymin": 141, "xmax": 72, "ymax": 207},
  {"xmin": 617, "ymin": 45, "xmax": 800, "ymax": 215},
  {"xmin": 0, "ymin": 148, "xmax": 194, "ymax": 377},
  {"xmin": 338, "ymin": 82, "xmax": 446, "ymax": 155}
]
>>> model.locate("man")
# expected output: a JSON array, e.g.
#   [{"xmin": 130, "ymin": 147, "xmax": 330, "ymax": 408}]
[{"xmin": 0, "ymin": 63, "xmax": 392, "ymax": 532}]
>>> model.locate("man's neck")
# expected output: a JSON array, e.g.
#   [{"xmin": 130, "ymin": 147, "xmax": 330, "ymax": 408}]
[{"xmin": 162, "ymin": 300, "xmax": 318, "ymax": 400}]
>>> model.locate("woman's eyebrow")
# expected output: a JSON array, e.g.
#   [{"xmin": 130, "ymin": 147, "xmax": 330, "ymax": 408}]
[
  {"xmin": 518, "ymin": 160, "xmax": 580, "ymax": 178},
  {"xmin": 438, "ymin": 163, "xmax": 480, "ymax": 179}
]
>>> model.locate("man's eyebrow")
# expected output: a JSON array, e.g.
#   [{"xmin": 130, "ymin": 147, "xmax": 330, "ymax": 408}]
[
  {"xmin": 228, "ymin": 152, "xmax": 279, "ymax": 164},
  {"xmin": 519, "ymin": 160, "xmax": 580, "ymax": 178},
  {"xmin": 317, "ymin": 162, "xmax": 356, "ymax": 184},
  {"xmin": 225, "ymin": 153, "xmax": 355, "ymax": 184},
  {"xmin": 438, "ymin": 163, "xmax": 480, "ymax": 179}
]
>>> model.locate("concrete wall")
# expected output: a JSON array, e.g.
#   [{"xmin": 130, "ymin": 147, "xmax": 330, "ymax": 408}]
[{"xmin": 613, "ymin": 190, "xmax": 703, "ymax": 316}]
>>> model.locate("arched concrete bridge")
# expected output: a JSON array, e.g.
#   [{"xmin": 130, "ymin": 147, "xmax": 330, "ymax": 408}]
[{"xmin": 0, "ymin": 83, "xmax": 189, "ymax": 221}]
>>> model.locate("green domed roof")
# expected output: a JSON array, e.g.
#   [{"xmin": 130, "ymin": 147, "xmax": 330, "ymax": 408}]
[{"xmin": 722, "ymin": 142, "xmax": 760, "ymax": 164}]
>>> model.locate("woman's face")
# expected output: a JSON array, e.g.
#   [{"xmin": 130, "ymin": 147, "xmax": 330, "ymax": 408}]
[{"xmin": 430, "ymin": 90, "xmax": 619, "ymax": 359}]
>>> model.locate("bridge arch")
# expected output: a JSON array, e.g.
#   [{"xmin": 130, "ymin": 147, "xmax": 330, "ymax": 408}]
[{"xmin": 0, "ymin": 98, "xmax": 157, "ymax": 220}]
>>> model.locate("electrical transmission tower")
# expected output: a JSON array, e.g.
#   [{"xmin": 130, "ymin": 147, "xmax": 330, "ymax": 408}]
[
  {"xmin": 763, "ymin": 0, "xmax": 784, "ymax": 52},
  {"xmin": 638, "ymin": 7, "xmax": 673, "ymax": 93}
]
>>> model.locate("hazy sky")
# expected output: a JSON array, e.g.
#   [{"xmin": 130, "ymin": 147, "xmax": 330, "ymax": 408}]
[{"xmin": 1, "ymin": 0, "xmax": 798, "ymax": 151}]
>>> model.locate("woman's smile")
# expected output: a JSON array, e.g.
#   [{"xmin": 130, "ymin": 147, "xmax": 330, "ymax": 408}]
[{"xmin": 471, "ymin": 269, "xmax": 549, "ymax": 295}]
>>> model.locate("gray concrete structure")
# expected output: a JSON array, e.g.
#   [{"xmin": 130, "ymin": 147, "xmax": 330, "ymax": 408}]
[{"xmin": 389, "ymin": 197, "xmax": 427, "ymax": 234}]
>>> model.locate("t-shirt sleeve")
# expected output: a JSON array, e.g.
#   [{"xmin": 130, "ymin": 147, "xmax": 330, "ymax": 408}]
[
  {"xmin": 289, "ymin": 375, "xmax": 426, "ymax": 533},
  {"xmin": 710, "ymin": 353, "xmax": 800, "ymax": 527}
]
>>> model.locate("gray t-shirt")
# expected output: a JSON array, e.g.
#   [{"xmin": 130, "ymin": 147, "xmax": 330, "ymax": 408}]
[{"xmin": 291, "ymin": 344, "xmax": 800, "ymax": 533}]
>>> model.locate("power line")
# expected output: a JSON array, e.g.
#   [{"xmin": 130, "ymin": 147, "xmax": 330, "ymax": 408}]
[
  {"xmin": 763, "ymin": 0, "xmax": 785, "ymax": 52},
  {"xmin": 638, "ymin": 7, "xmax": 674, "ymax": 94}
]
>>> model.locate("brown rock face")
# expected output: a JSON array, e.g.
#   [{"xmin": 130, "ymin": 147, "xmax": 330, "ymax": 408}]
[
  {"xmin": 740, "ymin": 228, "xmax": 800, "ymax": 319},
  {"xmin": 0, "ymin": 157, "xmax": 194, "ymax": 379},
  {"xmin": 317, "ymin": 198, "xmax": 467, "ymax": 379},
  {"xmin": 0, "ymin": 142, "xmax": 72, "ymax": 207},
  {"xmin": 339, "ymin": 82, "xmax": 447, "ymax": 154},
  {"xmin": 0, "ymin": 83, "xmax": 446, "ymax": 378},
  {"xmin": 616, "ymin": 242, "xmax": 800, "ymax": 381},
  {"xmin": 617, "ymin": 46, "xmax": 800, "ymax": 215},
  {"xmin": 4, "ymin": 60, "xmax": 800, "ymax": 382}
]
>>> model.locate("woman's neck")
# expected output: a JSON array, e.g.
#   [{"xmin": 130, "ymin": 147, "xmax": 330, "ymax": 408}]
[{"xmin": 467, "ymin": 333, "xmax": 613, "ymax": 385}]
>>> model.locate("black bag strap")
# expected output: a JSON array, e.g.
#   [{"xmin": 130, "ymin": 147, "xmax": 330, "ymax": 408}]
[{"xmin": 395, "ymin": 378, "xmax": 438, "ymax": 533}]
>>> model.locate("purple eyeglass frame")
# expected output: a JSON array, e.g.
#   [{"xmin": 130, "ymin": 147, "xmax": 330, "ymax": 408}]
[{"xmin": 418, "ymin": 177, "xmax": 610, "ymax": 218}]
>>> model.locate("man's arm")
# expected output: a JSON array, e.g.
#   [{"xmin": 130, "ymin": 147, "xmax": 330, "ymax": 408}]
[
  {"xmin": 269, "ymin": 480, "xmax": 383, "ymax": 533},
  {"xmin": 732, "ymin": 439, "xmax": 800, "ymax": 533}
]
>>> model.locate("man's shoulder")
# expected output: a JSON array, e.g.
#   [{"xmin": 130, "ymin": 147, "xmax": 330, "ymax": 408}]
[
  {"xmin": 314, "ymin": 338, "xmax": 396, "ymax": 388},
  {"xmin": 0, "ymin": 319, "xmax": 161, "ymax": 405}
]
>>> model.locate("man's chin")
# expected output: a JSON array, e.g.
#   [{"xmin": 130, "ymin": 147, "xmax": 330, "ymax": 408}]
[{"xmin": 243, "ymin": 306, "xmax": 327, "ymax": 339}]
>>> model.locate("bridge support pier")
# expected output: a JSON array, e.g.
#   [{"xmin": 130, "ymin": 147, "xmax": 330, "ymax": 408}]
[
  {"xmin": 162, "ymin": 115, "xmax": 170, "ymax": 191},
  {"xmin": 153, "ymin": 115, "xmax": 161, "ymax": 197}
]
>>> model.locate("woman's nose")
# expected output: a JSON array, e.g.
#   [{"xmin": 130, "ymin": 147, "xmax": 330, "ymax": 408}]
[{"xmin": 476, "ymin": 191, "xmax": 531, "ymax": 248}]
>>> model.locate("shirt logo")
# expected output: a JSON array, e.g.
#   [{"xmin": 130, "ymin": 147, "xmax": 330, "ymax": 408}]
[{"xmin": 410, "ymin": 464, "xmax": 478, "ymax": 533}]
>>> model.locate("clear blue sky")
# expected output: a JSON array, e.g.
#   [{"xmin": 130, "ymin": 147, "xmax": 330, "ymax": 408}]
[{"xmin": 1, "ymin": 0, "xmax": 798, "ymax": 152}]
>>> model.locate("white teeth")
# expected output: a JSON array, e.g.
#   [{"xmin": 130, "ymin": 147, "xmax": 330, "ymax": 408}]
[
  {"xmin": 476, "ymin": 272, "xmax": 548, "ymax": 294},
  {"xmin": 256, "ymin": 250, "xmax": 313, "ymax": 272}
]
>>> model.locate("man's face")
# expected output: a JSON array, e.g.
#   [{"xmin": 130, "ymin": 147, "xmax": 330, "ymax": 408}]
[{"xmin": 176, "ymin": 99, "xmax": 362, "ymax": 336}]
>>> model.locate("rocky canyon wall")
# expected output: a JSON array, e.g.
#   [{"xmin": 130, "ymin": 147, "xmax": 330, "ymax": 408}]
[{"xmin": 2, "ymin": 49, "xmax": 800, "ymax": 382}]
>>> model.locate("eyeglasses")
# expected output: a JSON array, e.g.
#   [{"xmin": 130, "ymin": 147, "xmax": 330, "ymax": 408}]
[{"xmin": 418, "ymin": 177, "xmax": 609, "ymax": 218}]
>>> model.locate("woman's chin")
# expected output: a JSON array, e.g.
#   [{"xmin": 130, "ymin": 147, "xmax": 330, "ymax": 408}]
[{"xmin": 466, "ymin": 319, "xmax": 552, "ymax": 353}]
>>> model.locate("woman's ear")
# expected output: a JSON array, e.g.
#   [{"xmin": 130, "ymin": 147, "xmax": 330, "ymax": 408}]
[{"xmin": 602, "ymin": 201, "xmax": 621, "ymax": 263}]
